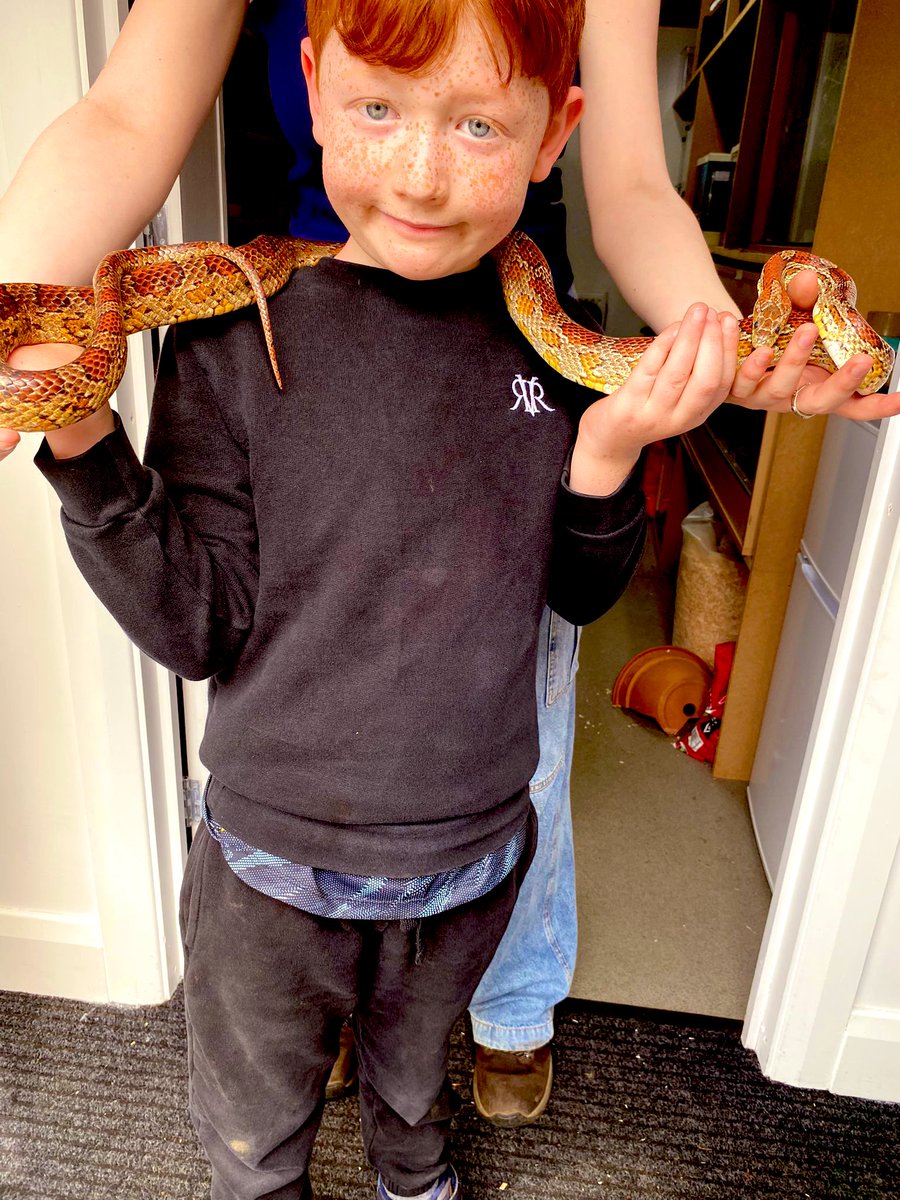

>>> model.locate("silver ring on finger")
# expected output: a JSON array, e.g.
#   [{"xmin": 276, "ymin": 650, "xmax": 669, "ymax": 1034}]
[{"xmin": 791, "ymin": 383, "xmax": 814, "ymax": 419}]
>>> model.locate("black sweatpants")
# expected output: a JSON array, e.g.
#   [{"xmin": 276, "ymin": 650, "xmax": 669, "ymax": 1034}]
[{"xmin": 179, "ymin": 809, "xmax": 537, "ymax": 1200}]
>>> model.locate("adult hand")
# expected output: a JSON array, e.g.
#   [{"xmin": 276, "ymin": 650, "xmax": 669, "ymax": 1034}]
[
  {"xmin": 0, "ymin": 429, "xmax": 19, "ymax": 462},
  {"xmin": 727, "ymin": 271, "xmax": 899, "ymax": 421}
]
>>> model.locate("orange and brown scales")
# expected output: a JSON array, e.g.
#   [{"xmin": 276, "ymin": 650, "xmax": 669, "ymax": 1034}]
[{"xmin": 0, "ymin": 233, "xmax": 894, "ymax": 432}]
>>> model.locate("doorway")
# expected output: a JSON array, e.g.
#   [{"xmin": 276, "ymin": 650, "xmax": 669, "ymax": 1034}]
[{"xmin": 567, "ymin": 549, "xmax": 770, "ymax": 1019}]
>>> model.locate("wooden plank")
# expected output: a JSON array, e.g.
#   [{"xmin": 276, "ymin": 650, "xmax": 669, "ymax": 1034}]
[
  {"xmin": 714, "ymin": 414, "xmax": 827, "ymax": 779},
  {"xmin": 748, "ymin": 9, "xmax": 799, "ymax": 244},
  {"xmin": 723, "ymin": 0, "xmax": 779, "ymax": 247},
  {"xmin": 741, "ymin": 413, "xmax": 778, "ymax": 560},
  {"xmin": 812, "ymin": 0, "xmax": 900, "ymax": 313}
]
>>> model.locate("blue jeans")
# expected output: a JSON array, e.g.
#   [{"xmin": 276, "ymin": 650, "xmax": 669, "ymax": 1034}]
[{"xmin": 468, "ymin": 605, "xmax": 579, "ymax": 1051}]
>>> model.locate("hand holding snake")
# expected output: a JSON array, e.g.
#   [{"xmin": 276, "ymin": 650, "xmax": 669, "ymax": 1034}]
[{"xmin": 0, "ymin": 231, "xmax": 893, "ymax": 433}]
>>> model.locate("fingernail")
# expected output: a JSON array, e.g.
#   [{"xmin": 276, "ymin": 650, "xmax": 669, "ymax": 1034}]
[{"xmin": 691, "ymin": 304, "xmax": 707, "ymax": 321}]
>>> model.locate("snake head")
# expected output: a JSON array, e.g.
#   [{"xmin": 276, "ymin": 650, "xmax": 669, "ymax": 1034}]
[
  {"xmin": 751, "ymin": 253, "xmax": 795, "ymax": 350},
  {"xmin": 750, "ymin": 251, "xmax": 895, "ymax": 394}
]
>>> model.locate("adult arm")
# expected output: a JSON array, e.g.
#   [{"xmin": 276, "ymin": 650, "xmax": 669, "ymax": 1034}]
[
  {"xmin": 578, "ymin": 0, "xmax": 894, "ymax": 420},
  {"xmin": 579, "ymin": 0, "xmax": 738, "ymax": 328},
  {"xmin": 0, "ymin": 0, "xmax": 247, "ymax": 286},
  {"xmin": 0, "ymin": 0, "xmax": 248, "ymax": 458}
]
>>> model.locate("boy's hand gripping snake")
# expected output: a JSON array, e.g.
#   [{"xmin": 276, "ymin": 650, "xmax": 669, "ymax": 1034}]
[{"xmin": 0, "ymin": 231, "xmax": 893, "ymax": 432}]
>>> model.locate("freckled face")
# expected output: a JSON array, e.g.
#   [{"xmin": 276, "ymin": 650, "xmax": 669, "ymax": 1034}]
[{"xmin": 301, "ymin": 20, "xmax": 576, "ymax": 279}]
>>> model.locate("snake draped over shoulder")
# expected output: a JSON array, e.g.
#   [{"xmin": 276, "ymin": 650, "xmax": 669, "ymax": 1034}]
[{"xmin": 0, "ymin": 231, "xmax": 894, "ymax": 432}]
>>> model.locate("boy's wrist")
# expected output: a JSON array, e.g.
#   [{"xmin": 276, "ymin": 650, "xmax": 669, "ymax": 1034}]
[
  {"xmin": 569, "ymin": 425, "xmax": 641, "ymax": 497},
  {"xmin": 44, "ymin": 403, "xmax": 115, "ymax": 460}
]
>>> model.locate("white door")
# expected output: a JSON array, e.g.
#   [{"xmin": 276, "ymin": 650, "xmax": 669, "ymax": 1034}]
[{"xmin": 0, "ymin": 0, "xmax": 216, "ymax": 1004}]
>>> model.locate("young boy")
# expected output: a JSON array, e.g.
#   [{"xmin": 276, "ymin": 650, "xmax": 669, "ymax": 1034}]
[{"xmin": 34, "ymin": 0, "xmax": 740, "ymax": 1196}]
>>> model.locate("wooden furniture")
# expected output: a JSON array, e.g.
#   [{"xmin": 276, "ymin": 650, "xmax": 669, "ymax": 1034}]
[
  {"xmin": 674, "ymin": 0, "xmax": 857, "ymax": 250},
  {"xmin": 669, "ymin": 0, "xmax": 900, "ymax": 779}
]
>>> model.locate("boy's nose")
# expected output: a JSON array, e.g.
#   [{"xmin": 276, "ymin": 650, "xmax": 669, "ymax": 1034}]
[{"xmin": 396, "ymin": 127, "xmax": 449, "ymax": 202}]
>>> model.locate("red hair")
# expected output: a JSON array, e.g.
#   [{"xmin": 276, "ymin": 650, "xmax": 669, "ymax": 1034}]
[{"xmin": 306, "ymin": 0, "xmax": 584, "ymax": 114}]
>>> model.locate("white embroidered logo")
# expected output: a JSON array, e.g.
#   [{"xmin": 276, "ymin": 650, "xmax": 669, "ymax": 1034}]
[{"xmin": 510, "ymin": 374, "xmax": 554, "ymax": 416}]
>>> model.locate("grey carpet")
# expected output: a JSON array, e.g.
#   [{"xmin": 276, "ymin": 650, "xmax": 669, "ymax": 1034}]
[{"xmin": 1, "ymin": 989, "xmax": 899, "ymax": 1199}]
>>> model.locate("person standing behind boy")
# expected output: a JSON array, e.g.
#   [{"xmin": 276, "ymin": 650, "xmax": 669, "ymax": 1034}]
[{"xmin": 33, "ymin": 1, "xmax": 751, "ymax": 1197}]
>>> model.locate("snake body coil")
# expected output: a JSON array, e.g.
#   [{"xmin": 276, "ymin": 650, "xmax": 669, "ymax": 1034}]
[{"xmin": 0, "ymin": 232, "xmax": 893, "ymax": 432}]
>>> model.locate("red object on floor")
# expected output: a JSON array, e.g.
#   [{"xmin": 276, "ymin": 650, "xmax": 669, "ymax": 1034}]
[{"xmin": 675, "ymin": 641, "xmax": 736, "ymax": 764}]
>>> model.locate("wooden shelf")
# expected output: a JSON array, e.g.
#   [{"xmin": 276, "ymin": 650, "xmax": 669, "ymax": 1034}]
[
  {"xmin": 681, "ymin": 425, "xmax": 752, "ymax": 555},
  {"xmin": 672, "ymin": 0, "xmax": 760, "ymax": 123}
]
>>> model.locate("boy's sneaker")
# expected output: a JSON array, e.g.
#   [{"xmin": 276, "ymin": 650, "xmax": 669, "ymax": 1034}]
[{"xmin": 376, "ymin": 1165, "xmax": 459, "ymax": 1200}]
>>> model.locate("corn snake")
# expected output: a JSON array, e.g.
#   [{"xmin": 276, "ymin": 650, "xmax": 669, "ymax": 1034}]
[{"xmin": 0, "ymin": 231, "xmax": 893, "ymax": 432}]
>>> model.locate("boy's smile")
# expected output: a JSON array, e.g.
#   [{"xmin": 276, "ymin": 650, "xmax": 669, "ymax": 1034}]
[{"xmin": 302, "ymin": 18, "xmax": 582, "ymax": 280}]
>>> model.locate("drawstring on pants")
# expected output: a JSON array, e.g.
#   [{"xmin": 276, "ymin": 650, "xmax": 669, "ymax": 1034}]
[{"xmin": 400, "ymin": 917, "xmax": 425, "ymax": 965}]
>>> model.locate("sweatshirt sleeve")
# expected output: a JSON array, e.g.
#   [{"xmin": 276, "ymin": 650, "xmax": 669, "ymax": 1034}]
[
  {"xmin": 34, "ymin": 325, "xmax": 259, "ymax": 680},
  {"xmin": 546, "ymin": 459, "xmax": 646, "ymax": 627}
]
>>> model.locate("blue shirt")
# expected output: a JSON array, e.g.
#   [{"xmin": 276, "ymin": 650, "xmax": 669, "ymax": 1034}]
[{"xmin": 204, "ymin": 800, "xmax": 526, "ymax": 920}]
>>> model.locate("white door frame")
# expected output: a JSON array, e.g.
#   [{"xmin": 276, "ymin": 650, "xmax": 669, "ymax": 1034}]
[
  {"xmin": 0, "ymin": 0, "xmax": 188, "ymax": 1005},
  {"xmin": 744, "ymin": 404, "xmax": 900, "ymax": 1099}
]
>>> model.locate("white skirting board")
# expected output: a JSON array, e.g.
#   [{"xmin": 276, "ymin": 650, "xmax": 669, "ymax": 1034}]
[
  {"xmin": 832, "ymin": 1011, "xmax": 900, "ymax": 1103},
  {"xmin": 0, "ymin": 907, "xmax": 108, "ymax": 1003}
]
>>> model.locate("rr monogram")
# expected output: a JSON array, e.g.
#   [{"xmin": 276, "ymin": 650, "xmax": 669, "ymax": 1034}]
[{"xmin": 510, "ymin": 374, "xmax": 555, "ymax": 416}]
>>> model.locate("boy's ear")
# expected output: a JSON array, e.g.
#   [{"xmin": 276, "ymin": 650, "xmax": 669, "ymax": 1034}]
[
  {"xmin": 531, "ymin": 86, "xmax": 585, "ymax": 183},
  {"xmin": 301, "ymin": 36, "xmax": 325, "ymax": 148}
]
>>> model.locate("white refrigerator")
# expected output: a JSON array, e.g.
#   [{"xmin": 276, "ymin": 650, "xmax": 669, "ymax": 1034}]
[{"xmin": 748, "ymin": 413, "xmax": 883, "ymax": 884}]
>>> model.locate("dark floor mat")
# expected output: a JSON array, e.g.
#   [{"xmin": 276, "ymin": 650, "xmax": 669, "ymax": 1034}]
[{"xmin": 0, "ymin": 989, "xmax": 898, "ymax": 1199}]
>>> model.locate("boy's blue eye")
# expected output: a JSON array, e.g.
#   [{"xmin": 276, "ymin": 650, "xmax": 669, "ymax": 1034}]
[
  {"xmin": 464, "ymin": 118, "xmax": 495, "ymax": 139},
  {"xmin": 364, "ymin": 102, "xmax": 391, "ymax": 121}
]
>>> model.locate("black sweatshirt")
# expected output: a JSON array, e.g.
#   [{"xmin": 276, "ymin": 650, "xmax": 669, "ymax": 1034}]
[{"xmin": 37, "ymin": 257, "xmax": 645, "ymax": 877}]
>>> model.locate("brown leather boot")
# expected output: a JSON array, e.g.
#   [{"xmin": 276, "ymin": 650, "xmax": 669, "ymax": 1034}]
[
  {"xmin": 472, "ymin": 1044, "xmax": 553, "ymax": 1126},
  {"xmin": 325, "ymin": 1023, "xmax": 358, "ymax": 1100}
]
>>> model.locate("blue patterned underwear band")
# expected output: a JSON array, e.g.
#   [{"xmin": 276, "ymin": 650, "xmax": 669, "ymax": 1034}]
[{"xmin": 203, "ymin": 803, "xmax": 526, "ymax": 922}]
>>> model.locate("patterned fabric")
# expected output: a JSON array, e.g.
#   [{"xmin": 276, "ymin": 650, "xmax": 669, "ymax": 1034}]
[{"xmin": 204, "ymin": 803, "xmax": 526, "ymax": 921}]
